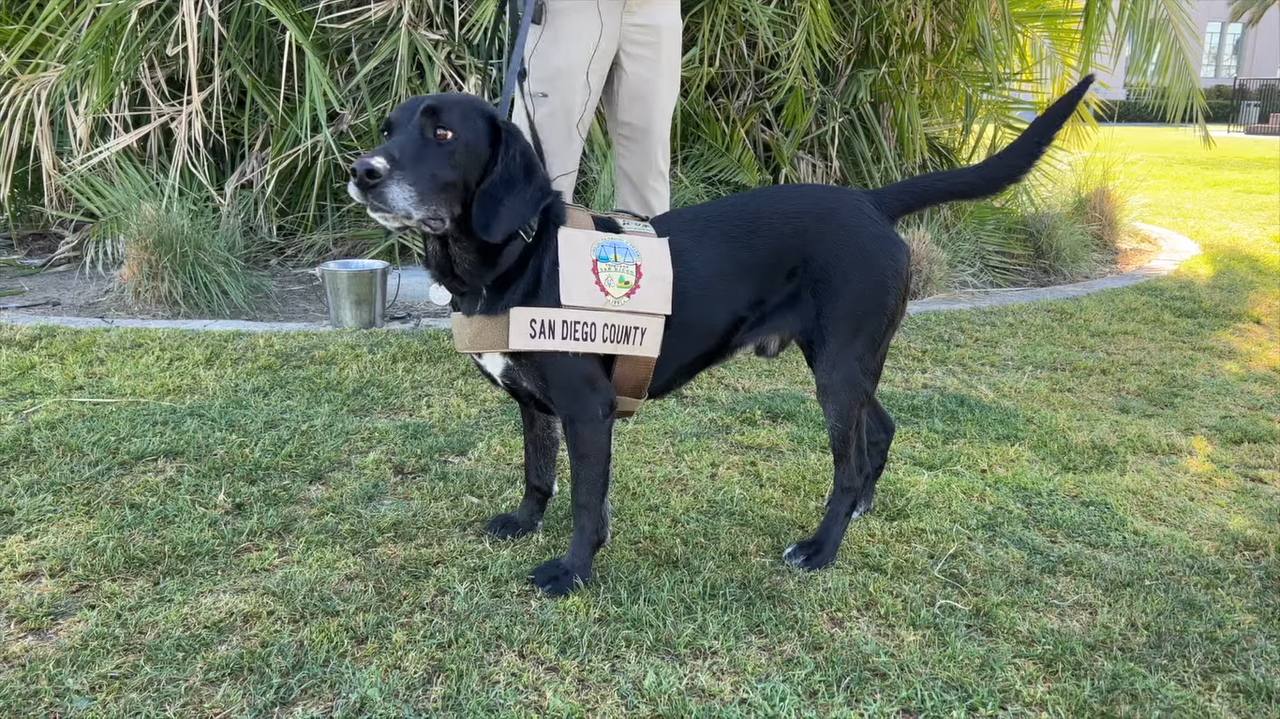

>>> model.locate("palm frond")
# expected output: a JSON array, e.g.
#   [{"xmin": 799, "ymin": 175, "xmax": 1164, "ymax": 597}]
[{"xmin": 1228, "ymin": 0, "xmax": 1277, "ymax": 28}]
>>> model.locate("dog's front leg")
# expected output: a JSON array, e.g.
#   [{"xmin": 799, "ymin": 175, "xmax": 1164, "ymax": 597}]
[
  {"xmin": 529, "ymin": 406, "xmax": 614, "ymax": 596},
  {"xmin": 486, "ymin": 402, "xmax": 559, "ymax": 539}
]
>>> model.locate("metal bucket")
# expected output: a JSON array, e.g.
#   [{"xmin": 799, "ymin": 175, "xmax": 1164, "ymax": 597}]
[{"xmin": 318, "ymin": 259, "xmax": 390, "ymax": 329}]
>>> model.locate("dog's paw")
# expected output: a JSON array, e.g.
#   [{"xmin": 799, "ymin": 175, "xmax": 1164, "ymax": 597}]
[
  {"xmin": 485, "ymin": 512, "xmax": 538, "ymax": 540},
  {"xmin": 530, "ymin": 558, "xmax": 590, "ymax": 596},
  {"xmin": 783, "ymin": 538, "xmax": 837, "ymax": 571}
]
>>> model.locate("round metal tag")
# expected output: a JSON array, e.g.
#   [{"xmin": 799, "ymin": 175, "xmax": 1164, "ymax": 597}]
[{"xmin": 428, "ymin": 283, "xmax": 452, "ymax": 307}]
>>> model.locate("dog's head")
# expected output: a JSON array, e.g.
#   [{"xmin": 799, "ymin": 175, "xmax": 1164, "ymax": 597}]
[{"xmin": 347, "ymin": 93, "xmax": 554, "ymax": 243}]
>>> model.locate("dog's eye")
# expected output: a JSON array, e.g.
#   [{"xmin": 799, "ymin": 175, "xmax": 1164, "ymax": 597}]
[
  {"xmin": 380, "ymin": 122, "xmax": 391, "ymax": 140},
  {"xmin": 434, "ymin": 126, "xmax": 454, "ymax": 142}
]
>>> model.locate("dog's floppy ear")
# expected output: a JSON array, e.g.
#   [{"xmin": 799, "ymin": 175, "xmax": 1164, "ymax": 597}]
[{"xmin": 470, "ymin": 117, "xmax": 553, "ymax": 243}]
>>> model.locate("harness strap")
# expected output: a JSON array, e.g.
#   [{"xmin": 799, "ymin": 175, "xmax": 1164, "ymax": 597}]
[
  {"xmin": 450, "ymin": 313, "xmax": 509, "ymax": 353},
  {"xmin": 562, "ymin": 205, "xmax": 595, "ymax": 231},
  {"xmin": 610, "ymin": 357, "xmax": 656, "ymax": 418}
]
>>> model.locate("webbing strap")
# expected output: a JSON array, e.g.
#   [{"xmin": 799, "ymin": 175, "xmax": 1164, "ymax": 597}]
[
  {"xmin": 563, "ymin": 205, "xmax": 594, "ymax": 230},
  {"xmin": 610, "ymin": 355, "xmax": 656, "ymax": 419},
  {"xmin": 450, "ymin": 313, "xmax": 509, "ymax": 353}
]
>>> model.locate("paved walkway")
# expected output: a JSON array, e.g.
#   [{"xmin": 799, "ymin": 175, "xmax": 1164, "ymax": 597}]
[{"xmin": 1, "ymin": 224, "xmax": 1200, "ymax": 332}]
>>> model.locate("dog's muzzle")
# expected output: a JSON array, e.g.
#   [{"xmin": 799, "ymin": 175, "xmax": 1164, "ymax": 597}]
[{"xmin": 347, "ymin": 155, "xmax": 451, "ymax": 234}]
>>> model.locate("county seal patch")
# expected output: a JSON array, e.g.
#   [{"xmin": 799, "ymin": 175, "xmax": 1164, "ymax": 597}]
[{"xmin": 591, "ymin": 236, "xmax": 643, "ymax": 306}]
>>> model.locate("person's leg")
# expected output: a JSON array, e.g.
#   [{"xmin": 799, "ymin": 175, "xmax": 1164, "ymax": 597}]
[
  {"xmin": 513, "ymin": 0, "xmax": 624, "ymax": 205},
  {"xmin": 601, "ymin": 0, "xmax": 682, "ymax": 217}
]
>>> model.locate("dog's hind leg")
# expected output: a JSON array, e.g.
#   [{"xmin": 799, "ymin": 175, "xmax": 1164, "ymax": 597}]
[
  {"xmin": 853, "ymin": 396, "xmax": 896, "ymax": 519},
  {"xmin": 486, "ymin": 403, "xmax": 559, "ymax": 539},
  {"xmin": 783, "ymin": 338, "xmax": 889, "ymax": 571}
]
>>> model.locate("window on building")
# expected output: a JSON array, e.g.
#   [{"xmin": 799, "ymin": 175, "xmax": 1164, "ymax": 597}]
[
  {"xmin": 1202, "ymin": 22, "xmax": 1223, "ymax": 78},
  {"xmin": 1222, "ymin": 22, "xmax": 1244, "ymax": 77},
  {"xmin": 1201, "ymin": 21, "xmax": 1245, "ymax": 79}
]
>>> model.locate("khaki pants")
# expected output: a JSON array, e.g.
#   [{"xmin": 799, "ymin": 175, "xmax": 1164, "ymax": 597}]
[{"xmin": 512, "ymin": 0, "xmax": 682, "ymax": 218}]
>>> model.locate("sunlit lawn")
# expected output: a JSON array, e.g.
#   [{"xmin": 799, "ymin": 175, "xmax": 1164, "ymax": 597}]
[{"xmin": 1, "ymin": 127, "xmax": 1277, "ymax": 716}]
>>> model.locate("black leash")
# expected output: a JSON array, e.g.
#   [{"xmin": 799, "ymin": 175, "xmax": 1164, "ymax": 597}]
[{"xmin": 498, "ymin": 0, "xmax": 539, "ymax": 120}]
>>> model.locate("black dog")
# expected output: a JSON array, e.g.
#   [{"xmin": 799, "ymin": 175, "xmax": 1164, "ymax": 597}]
[{"xmin": 347, "ymin": 76, "xmax": 1095, "ymax": 595}]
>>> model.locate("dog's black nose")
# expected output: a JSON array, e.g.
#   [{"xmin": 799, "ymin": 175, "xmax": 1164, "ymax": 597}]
[{"xmin": 350, "ymin": 157, "xmax": 385, "ymax": 189}]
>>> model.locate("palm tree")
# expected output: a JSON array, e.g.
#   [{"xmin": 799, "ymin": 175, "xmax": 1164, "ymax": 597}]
[
  {"xmin": 1229, "ymin": 0, "xmax": 1278, "ymax": 27},
  {"xmin": 0, "ymin": 0, "xmax": 1211, "ymax": 240}
]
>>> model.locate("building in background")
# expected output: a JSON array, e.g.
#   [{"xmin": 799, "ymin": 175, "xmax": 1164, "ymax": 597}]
[{"xmin": 1093, "ymin": 1, "xmax": 1280, "ymax": 100}]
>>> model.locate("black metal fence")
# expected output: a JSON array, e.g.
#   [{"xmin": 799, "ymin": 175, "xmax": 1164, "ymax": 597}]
[{"xmin": 1229, "ymin": 77, "xmax": 1280, "ymax": 133}]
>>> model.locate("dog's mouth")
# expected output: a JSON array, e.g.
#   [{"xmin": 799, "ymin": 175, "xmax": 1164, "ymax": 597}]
[
  {"xmin": 420, "ymin": 216, "xmax": 448, "ymax": 234},
  {"xmin": 347, "ymin": 180, "xmax": 450, "ymax": 234},
  {"xmin": 367, "ymin": 208, "xmax": 450, "ymax": 236},
  {"xmin": 346, "ymin": 179, "xmax": 375, "ymax": 209}
]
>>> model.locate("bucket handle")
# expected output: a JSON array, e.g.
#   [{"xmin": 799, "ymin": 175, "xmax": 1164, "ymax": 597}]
[{"xmin": 385, "ymin": 266, "xmax": 401, "ymax": 312}]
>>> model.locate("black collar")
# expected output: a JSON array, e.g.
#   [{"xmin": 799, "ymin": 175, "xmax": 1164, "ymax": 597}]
[
  {"xmin": 484, "ymin": 220, "xmax": 540, "ymax": 287},
  {"xmin": 454, "ymin": 212, "xmax": 548, "ymax": 314},
  {"xmin": 514, "ymin": 216, "xmax": 538, "ymax": 244}
]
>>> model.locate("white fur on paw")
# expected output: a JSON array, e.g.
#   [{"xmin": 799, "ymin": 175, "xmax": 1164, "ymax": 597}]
[{"xmin": 783, "ymin": 543, "xmax": 808, "ymax": 568}]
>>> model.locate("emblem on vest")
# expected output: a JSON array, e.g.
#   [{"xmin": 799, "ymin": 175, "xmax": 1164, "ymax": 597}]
[{"xmin": 591, "ymin": 236, "xmax": 643, "ymax": 306}]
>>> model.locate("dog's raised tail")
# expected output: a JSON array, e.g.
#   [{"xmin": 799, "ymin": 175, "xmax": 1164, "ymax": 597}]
[{"xmin": 869, "ymin": 75, "xmax": 1095, "ymax": 223}]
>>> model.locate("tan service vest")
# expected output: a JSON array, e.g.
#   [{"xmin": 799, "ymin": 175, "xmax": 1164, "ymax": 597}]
[{"xmin": 450, "ymin": 205, "xmax": 672, "ymax": 418}]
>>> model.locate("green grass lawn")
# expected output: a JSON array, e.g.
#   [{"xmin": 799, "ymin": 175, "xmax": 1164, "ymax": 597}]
[{"xmin": 2, "ymin": 128, "xmax": 1277, "ymax": 717}]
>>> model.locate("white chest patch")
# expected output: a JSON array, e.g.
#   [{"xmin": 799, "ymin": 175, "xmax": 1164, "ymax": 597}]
[{"xmin": 473, "ymin": 352, "xmax": 511, "ymax": 388}]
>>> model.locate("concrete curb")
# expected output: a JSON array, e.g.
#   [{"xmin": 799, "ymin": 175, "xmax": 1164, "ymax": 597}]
[
  {"xmin": 906, "ymin": 223, "xmax": 1201, "ymax": 315},
  {"xmin": 2, "ymin": 223, "xmax": 1201, "ymax": 332}
]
